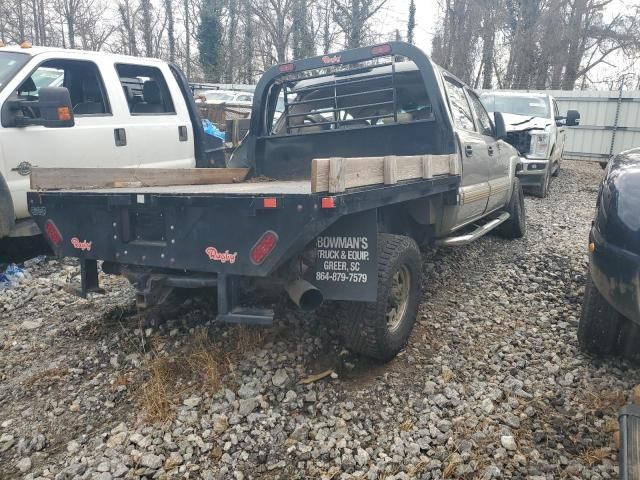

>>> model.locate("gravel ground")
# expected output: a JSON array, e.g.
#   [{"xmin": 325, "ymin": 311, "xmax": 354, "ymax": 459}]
[{"xmin": 1, "ymin": 160, "xmax": 637, "ymax": 480}]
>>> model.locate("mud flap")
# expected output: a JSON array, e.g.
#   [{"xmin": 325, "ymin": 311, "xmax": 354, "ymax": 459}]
[{"xmin": 307, "ymin": 210, "xmax": 378, "ymax": 302}]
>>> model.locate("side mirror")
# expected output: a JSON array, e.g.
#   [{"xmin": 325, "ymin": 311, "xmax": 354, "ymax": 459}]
[
  {"xmin": 1, "ymin": 86, "xmax": 74, "ymax": 128},
  {"xmin": 555, "ymin": 116, "xmax": 566, "ymax": 127},
  {"xmin": 494, "ymin": 111, "xmax": 507, "ymax": 140},
  {"xmin": 566, "ymin": 109, "xmax": 580, "ymax": 127}
]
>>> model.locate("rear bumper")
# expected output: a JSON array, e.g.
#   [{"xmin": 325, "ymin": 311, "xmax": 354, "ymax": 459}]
[{"xmin": 590, "ymin": 227, "xmax": 640, "ymax": 325}]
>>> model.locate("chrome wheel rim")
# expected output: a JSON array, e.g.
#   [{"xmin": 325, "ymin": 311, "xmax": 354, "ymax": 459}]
[{"xmin": 387, "ymin": 265, "xmax": 411, "ymax": 332}]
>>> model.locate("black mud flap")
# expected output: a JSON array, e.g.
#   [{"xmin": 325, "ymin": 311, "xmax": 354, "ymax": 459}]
[{"xmin": 307, "ymin": 210, "xmax": 378, "ymax": 302}]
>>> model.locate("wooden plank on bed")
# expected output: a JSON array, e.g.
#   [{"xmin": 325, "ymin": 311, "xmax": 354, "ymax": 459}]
[
  {"xmin": 311, "ymin": 155, "xmax": 454, "ymax": 193},
  {"xmin": 30, "ymin": 167, "xmax": 250, "ymax": 191}
]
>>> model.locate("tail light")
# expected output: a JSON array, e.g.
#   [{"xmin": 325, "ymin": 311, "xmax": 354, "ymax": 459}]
[
  {"xmin": 372, "ymin": 44, "xmax": 392, "ymax": 56},
  {"xmin": 250, "ymin": 231, "xmax": 279, "ymax": 265},
  {"xmin": 279, "ymin": 63, "xmax": 295, "ymax": 73},
  {"xmin": 44, "ymin": 220, "xmax": 63, "ymax": 246}
]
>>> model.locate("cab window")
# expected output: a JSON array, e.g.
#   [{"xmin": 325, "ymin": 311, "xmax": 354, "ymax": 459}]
[
  {"xmin": 116, "ymin": 64, "xmax": 175, "ymax": 115},
  {"xmin": 444, "ymin": 77, "xmax": 475, "ymax": 132},
  {"xmin": 467, "ymin": 89, "xmax": 494, "ymax": 137},
  {"xmin": 17, "ymin": 59, "xmax": 110, "ymax": 116}
]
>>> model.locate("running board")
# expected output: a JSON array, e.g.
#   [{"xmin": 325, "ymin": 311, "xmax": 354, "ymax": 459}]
[{"xmin": 435, "ymin": 212, "xmax": 510, "ymax": 247}]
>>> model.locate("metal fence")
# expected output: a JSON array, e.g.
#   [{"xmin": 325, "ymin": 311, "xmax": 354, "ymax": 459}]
[{"xmin": 496, "ymin": 89, "xmax": 640, "ymax": 163}]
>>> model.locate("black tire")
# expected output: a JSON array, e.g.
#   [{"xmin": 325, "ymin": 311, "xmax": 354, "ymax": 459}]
[
  {"xmin": 578, "ymin": 273, "xmax": 623, "ymax": 355},
  {"xmin": 600, "ymin": 162, "xmax": 608, "ymax": 170},
  {"xmin": 534, "ymin": 167, "xmax": 550, "ymax": 198},
  {"xmin": 497, "ymin": 178, "xmax": 526, "ymax": 239},
  {"xmin": 619, "ymin": 319, "xmax": 640, "ymax": 361},
  {"xmin": 552, "ymin": 161, "xmax": 560, "ymax": 177},
  {"xmin": 336, "ymin": 234, "xmax": 422, "ymax": 361}
]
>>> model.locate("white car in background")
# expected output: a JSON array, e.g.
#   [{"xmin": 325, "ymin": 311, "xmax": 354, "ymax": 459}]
[
  {"xmin": 197, "ymin": 89, "xmax": 254, "ymax": 106},
  {"xmin": 481, "ymin": 92, "xmax": 579, "ymax": 198}
]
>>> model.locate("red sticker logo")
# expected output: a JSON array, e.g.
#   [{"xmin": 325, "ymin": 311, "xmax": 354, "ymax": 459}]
[
  {"xmin": 322, "ymin": 55, "xmax": 341, "ymax": 65},
  {"xmin": 71, "ymin": 237, "xmax": 92, "ymax": 251},
  {"xmin": 205, "ymin": 247, "xmax": 238, "ymax": 264}
]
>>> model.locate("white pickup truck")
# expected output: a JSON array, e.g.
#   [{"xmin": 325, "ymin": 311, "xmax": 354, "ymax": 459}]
[
  {"xmin": 480, "ymin": 92, "xmax": 580, "ymax": 198},
  {"xmin": 0, "ymin": 44, "xmax": 224, "ymax": 239}
]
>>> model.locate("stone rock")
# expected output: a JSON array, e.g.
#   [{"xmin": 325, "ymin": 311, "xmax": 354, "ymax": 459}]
[
  {"xmin": 165, "ymin": 451, "xmax": 184, "ymax": 469},
  {"xmin": 67, "ymin": 440, "xmax": 80, "ymax": 453},
  {"xmin": 106, "ymin": 431, "xmax": 127, "ymax": 449},
  {"xmin": 272, "ymin": 369, "xmax": 289, "ymax": 387},
  {"xmin": 139, "ymin": 453, "xmax": 163, "ymax": 470},
  {"xmin": 238, "ymin": 398, "xmax": 258, "ymax": 417},
  {"xmin": 500, "ymin": 435, "xmax": 517, "ymax": 451},
  {"xmin": 481, "ymin": 398, "xmax": 495, "ymax": 414},
  {"xmin": 183, "ymin": 396, "xmax": 201, "ymax": 408},
  {"xmin": 17, "ymin": 457, "xmax": 32, "ymax": 473},
  {"xmin": 213, "ymin": 414, "xmax": 229, "ymax": 434}
]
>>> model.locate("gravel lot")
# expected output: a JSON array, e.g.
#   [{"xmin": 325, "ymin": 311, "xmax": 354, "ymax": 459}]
[{"xmin": 1, "ymin": 160, "xmax": 637, "ymax": 480}]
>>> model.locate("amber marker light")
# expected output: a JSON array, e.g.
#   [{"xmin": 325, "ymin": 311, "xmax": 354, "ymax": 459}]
[
  {"xmin": 58, "ymin": 106, "xmax": 72, "ymax": 121},
  {"xmin": 588, "ymin": 242, "xmax": 596, "ymax": 253}
]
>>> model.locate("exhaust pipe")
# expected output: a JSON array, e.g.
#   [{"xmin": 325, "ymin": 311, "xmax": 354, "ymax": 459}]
[{"xmin": 285, "ymin": 279, "xmax": 323, "ymax": 311}]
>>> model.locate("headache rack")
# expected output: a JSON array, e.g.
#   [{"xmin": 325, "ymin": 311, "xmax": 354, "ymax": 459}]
[{"xmin": 279, "ymin": 55, "xmax": 403, "ymax": 134}]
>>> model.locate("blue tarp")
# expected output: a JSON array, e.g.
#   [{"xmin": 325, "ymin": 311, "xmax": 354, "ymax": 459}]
[{"xmin": 202, "ymin": 119, "xmax": 226, "ymax": 141}]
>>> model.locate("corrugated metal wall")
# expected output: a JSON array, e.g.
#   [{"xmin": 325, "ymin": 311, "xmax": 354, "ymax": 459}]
[{"xmin": 493, "ymin": 90, "xmax": 640, "ymax": 162}]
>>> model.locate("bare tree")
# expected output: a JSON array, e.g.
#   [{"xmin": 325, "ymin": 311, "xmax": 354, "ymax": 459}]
[{"xmin": 333, "ymin": 0, "xmax": 387, "ymax": 49}]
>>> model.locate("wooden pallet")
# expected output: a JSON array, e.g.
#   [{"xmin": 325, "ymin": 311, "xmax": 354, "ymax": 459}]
[
  {"xmin": 311, "ymin": 154, "xmax": 458, "ymax": 193},
  {"xmin": 31, "ymin": 167, "xmax": 250, "ymax": 191}
]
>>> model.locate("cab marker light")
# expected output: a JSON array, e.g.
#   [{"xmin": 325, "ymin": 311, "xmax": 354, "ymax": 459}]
[
  {"xmin": 58, "ymin": 106, "xmax": 71, "ymax": 121},
  {"xmin": 371, "ymin": 44, "xmax": 392, "ymax": 56},
  {"xmin": 262, "ymin": 197, "xmax": 278, "ymax": 209},
  {"xmin": 321, "ymin": 197, "xmax": 336, "ymax": 209},
  {"xmin": 279, "ymin": 63, "xmax": 295, "ymax": 73},
  {"xmin": 589, "ymin": 242, "xmax": 596, "ymax": 253}
]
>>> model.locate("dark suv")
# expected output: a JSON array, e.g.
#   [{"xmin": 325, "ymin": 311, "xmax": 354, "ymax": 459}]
[{"xmin": 579, "ymin": 148, "xmax": 640, "ymax": 358}]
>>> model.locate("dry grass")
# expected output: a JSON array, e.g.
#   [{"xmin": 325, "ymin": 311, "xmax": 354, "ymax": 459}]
[
  {"xmin": 407, "ymin": 461, "xmax": 428, "ymax": 476},
  {"xmin": 399, "ymin": 420, "xmax": 414, "ymax": 431},
  {"xmin": 25, "ymin": 367, "xmax": 68, "ymax": 386},
  {"xmin": 140, "ymin": 325, "xmax": 265, "ymax": 422},
  {"xmin": 141, "ymin": 356, "xmax": 178, "ymax": 422},
  {"xmin": 441, "ymin": 366, "xmax": 455, "ymax": 383},
  {"xmin": 581, "ymin": 447, "xmax": 609, "ymax": 467},
  {"xmin": 442, "ymin": 454, "xmax": 459, "ymax": 479},
  {"xmin": 584, "ymin": 390, "xmax": 626, "ymax": 413}
]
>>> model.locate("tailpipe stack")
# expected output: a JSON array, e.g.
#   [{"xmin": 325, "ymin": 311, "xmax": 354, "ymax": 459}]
[{"xmin": 285, "ymin": 280, "xmax": 323, "ymax": 311}]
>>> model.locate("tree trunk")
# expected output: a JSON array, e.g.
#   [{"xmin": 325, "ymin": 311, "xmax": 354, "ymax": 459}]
[
  {"xmin": 184, "ymin": 0, "xmax": 191, "ymax": 77},
  {"xmin": 480, "ymin": 9, "xmax": 494, "ymax": 89},
  {"xmin": 166, "ymin": 0, "xmax": 176, "ymax": 62},
  {"xmin": 141, "ymin": 0, "xmax": 154, "ymax": 57}
]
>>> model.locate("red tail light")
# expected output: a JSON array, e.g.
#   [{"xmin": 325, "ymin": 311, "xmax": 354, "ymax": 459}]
[
  {"xmin": 250, "ymin": 231, "xmax": 279, "ymax": 265},
  {"xmin": 372, "ymin": 44, "xmax": 392, "ymax": 56},
  {"xmin": 279, "ymin": 63, "xmax": 295, "ymax": 73},
  {"xmin": 44, "ymin": 220, "xmax": 63, "ymax": 246}
]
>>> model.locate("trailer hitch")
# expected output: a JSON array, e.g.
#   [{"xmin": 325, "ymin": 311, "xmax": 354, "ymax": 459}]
[{"xmin": 216, "ymin": 273, "xmax": 274, "ymax": 326}]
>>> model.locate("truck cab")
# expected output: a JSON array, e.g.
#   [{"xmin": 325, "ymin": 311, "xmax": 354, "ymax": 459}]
[
  {"xmin": 480, "ymin": 92, "xmax": 579, "ymax": 198},
  {"xmin": 0, "ymin": 44, "xmax": 221, "ymax": 239}
]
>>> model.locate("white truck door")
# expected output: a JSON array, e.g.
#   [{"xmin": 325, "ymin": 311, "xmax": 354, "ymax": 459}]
[
  {"xmin": 0, "ymin": 57, "xmax": 126, "ymax": 219},
  {"xmin": 113, "ymin": 63, "xmax": 195, "ymax": 169}
]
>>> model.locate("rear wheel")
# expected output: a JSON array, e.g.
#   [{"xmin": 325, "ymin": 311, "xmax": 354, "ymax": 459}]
[
  {"xmin": 336, "ymin": 234, "xmax": 422, "ymax": 361},
  {"xmin": 497, "ymin": 178, "xmax": 526, "ymax": 239},
  {"xmin": 578, "ymin": 273, "xmax": 623, "ymax": 355}
]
